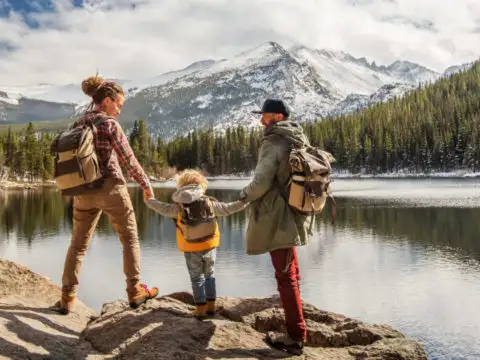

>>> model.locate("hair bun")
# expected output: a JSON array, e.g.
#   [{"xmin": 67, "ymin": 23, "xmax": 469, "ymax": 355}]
[{"xmin": 81, "ymin": 76, "xmax": 105, "ymax": 97}]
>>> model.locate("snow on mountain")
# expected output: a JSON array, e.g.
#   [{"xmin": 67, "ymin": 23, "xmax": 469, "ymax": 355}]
[
  {"xmin": 290, "ymin": 46, "xmax": 439, "ymax": 97},
  {"xmin": 0, "ymin": 91, "xmax": 75, "ymax": 123},
  {"xmin": 290, "ymin": 46, "xmax": 395, "ymax": 96},
  {"xmin": 385, "ymin": 60, "xmax": 439, "ymax": 84},
  {"xmin": 117, "ymin": 41, "xmax": 340, "ymax": 139},
  {"xmin": 123, "ymin": 60, "xmax": 216, "ymax": 96},
  {"xmin": 1, "ymin": 41, "xmax": 473, "ymax": 134},
  {"xmin": 0, "ymin": 90, "xmax": 18, "ymax": 105},
  {"xmin": 443, "ymin": 61, "xmax": 476, "ymax": 77},
  {"xmin": 330, "ymin": 83, "xmax": 416, "ymax": 116},
  {"xmin": 0, "ymin": 84, "xmax": 80, "ymax": 105}
]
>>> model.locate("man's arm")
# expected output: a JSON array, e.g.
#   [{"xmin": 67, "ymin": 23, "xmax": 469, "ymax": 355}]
[{"xmin": 239, "ymin": 140, "xmax": 278, "ymax": 202}]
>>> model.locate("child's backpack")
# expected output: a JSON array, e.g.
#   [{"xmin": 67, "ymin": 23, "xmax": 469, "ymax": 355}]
[
  {"xmin": 177, "ymin": 196, "xmax": 218, "ymax": 243},
  {"xmin": 50, "ymin": 116, "xmax": 106, "ymax": 196},
  {"xmin": 287, "ymin": 146, "xmax": 336, "ymax": 223}
]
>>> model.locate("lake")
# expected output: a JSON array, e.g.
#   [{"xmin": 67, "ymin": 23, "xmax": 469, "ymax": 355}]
[{"xmin": 1, "ymin": 178, "xmax": 480, "ymax": 360}]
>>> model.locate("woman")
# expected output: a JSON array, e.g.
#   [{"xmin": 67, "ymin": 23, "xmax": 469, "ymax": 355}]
[{"xmin": 57, "ymin": 76, "xmax": 158, "ymax": 315}]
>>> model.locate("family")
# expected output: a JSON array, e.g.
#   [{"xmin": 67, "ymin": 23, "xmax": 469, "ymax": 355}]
[{"xmin": 56, "ymin": 76, "xmax": 317, "ymax": 356}]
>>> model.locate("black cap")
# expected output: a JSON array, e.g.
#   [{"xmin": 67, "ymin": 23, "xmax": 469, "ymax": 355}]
[{"xmin": 252, "ymin": 99, "xmax": 290, "ymax": 118}]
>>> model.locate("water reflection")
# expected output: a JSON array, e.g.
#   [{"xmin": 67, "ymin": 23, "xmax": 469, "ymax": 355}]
[
  {"xmin": 1, "ymin": 184, "xmax": 480, "ymax": 359},
  {"xmin": 2, "ymin": 187, "xmax": 480, "ymax": 262}
]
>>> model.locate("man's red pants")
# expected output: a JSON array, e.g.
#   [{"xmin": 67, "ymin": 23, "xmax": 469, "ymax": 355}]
[{"xmin": 270, "ymin": 247, "xmax": 307, "ymax": 341}]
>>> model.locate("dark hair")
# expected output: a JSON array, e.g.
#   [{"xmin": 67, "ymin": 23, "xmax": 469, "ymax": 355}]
[{"xmin": 81, "ymin": 76, "xmax": 124, "ymax": 104}]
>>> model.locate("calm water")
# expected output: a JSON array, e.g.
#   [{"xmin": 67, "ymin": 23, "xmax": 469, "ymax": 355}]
[{"xmin": 1, "ymin": 179, "xmax": 480, "ymax": 360}]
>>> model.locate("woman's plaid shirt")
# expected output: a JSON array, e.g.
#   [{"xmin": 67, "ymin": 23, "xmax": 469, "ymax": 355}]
[{"xmin": 75, "ymin": 111, "xmax": 151, "ymax": 191}]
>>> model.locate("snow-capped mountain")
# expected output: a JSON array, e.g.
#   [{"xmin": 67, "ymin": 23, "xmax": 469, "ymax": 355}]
[
  {"xmin": 290, "ymin": 46, "xmax": 439, "ymax": 97},
  {"xmin": 1, "ymin": 41, "xmax": 471, "ymax": 135},
  {"xmin": 117, "ymin": 42, "xmax": 340, "ymax": 138},
  {"xmin": 0, "ymin": 89, "xmax": 75, "ymax": 123},
  {"xmin": 443, "ymin": 61, "xmax": 477, "ymax": 77},
  {"xmin": 330, "ymin": 83, "xmax": 416, "ymax": 116},
  {"xmin": 123, "ymin": 60, "xmax": 216, "ymax": 96},
  {"xmin": 117, "ymin": 42, "xmax": 443, "ymax": 138}
]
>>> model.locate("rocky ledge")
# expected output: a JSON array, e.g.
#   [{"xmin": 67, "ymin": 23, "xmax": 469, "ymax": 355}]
[{"xmin": 0, "ymin": 259, "xmax": 428, "ymax": 359}]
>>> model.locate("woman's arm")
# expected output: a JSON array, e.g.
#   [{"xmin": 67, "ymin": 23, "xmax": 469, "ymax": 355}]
[{"xmin": 107, "ymin": 120, "xmax": 152, "ymax": 191}]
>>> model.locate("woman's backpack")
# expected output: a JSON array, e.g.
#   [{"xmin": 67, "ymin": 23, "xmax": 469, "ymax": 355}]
[{"xmin": 50, "ymin": 116, "xmax": 106, "ymax": 196}]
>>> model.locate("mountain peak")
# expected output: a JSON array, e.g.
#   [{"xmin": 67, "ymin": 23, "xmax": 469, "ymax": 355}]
[
  {"xmin": 236, "ymin": 41, "xmax": 289, "ymax": 60},
  {"xmin": 443, "ymin": 61, "xmax": 476, "ymax": 77},
  {"xmin": 184, "ymin": 59, "xmax": 216, "ymax": 71},
  {"xmin": 388, "ymin": 60, "xmax": 425, "ymax": 71}
]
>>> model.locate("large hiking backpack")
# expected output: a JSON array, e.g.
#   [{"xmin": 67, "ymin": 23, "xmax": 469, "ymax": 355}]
[
  {"xmin": 176, "ymin": 197, "xmax": 218, "ymax": 243},
  {"xmin": 287, "ymin": 146, "xmax": 336, "ymax": 223},
  {"xmin": 50, "ymin": 116, "xmax": 106, "ymax": 196}
]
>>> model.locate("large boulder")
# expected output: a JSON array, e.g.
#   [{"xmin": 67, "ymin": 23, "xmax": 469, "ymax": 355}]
[
  {"xmin": 0, "ymin": 258, "xmax": 100, "ymax": 359},
  {"xmin": 0, "ymin": 259, "xmax": 428, "ymax": 359}
]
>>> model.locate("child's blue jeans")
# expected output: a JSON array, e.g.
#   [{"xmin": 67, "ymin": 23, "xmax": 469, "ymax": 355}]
[{"xmin": 184, "ymin": 248, "xmax": 216, "ymax": 304}]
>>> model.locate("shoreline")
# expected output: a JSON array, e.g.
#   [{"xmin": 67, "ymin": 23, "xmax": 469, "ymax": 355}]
[
  {"xmin": 2, "ymin": 171, "xmax": 480, "ymax": 191},
  {"xmin": 0, "ymin": 180, "xmax": 57, "ymax": 190},
  {"xmin": 0, "ymin": 177, "xmax": 170, "ymax": 191}
]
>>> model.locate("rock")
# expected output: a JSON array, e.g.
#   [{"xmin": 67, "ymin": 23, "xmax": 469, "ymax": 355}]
[
  {"xmin": 0, "ymin": 259, "xmax": 101, "ymax": 359},
  {"xmin": 0, "ymin": 259, "xmax": 428, "ymax": 359}
]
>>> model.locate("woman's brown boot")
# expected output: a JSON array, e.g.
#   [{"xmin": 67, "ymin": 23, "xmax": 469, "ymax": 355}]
[{"xmin": 127, "ymin": 283, "xmax": 159, "ymax": 309}]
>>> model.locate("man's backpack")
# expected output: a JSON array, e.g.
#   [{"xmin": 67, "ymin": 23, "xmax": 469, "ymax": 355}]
[
  {"xmin": 176, "ymin": 197, "xmax": 218, "ymax": 243},
  {"xmin": 287, "ymin": 146, "xmax": 336, "ymax": 223},
  {"xmin": 50, "ymin": 116, "xmax": 105, "ymax": 196}
]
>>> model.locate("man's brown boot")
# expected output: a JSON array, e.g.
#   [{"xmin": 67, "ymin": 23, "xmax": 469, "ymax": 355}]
[
  {"xmin": 55, "ymin": 294, "xmax": 75, "ymax": 315},
  {"xmin": 128, "ymin": 283, "xmax": 159, "ymax": 309}
]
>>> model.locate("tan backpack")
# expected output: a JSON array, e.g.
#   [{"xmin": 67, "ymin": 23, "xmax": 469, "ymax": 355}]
[
  {"xmin": 50, "ymin": 116, "xmax": 106, "ymax": 196},
  {"xmin": 287, "ymin": 146, "xmax": 336, "ymax": 223}
]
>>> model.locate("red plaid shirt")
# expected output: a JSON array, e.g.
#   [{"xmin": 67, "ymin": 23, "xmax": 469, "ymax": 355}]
[{"xmin": 75, "ymin": 111, "xmax": 151, "ymax": 191}]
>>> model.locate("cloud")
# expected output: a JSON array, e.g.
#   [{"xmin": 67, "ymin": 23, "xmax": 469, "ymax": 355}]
[{"xmin": 0, "ymin": 0, "xmax": 479, "ymax": 87}]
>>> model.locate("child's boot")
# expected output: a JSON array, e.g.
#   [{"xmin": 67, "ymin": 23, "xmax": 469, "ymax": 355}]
[
  {"xmin": 193, "ymin": 303, "xmax": 207, "ymax": 320},
  {"xmin": 127, "ymin": 283, "xmax": 159, "ymax": 309},
  {"xmin": 206, "ymin": 299, "xmax": 216, "ymax": 316}
]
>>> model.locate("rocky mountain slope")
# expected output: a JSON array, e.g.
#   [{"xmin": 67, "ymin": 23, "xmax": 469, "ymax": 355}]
[
  {"xmin": 115, "ymin": 42, "xmax": 447, "ymax": 138},
  {"xmin": 1, "ymin": 41, "xmax": 475, "ymax": 138},
  {"xmin": 0, "ymin": 90, "xmax": 75, "ymax": 123},
  {"xmin": 0, "ymin": 258, "xmax": 428, "ymax": 359}
]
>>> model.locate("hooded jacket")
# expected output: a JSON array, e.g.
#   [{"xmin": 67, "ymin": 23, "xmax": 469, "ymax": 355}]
[
  {"xmin": 239, "ymin": 120, "xmax": 312, "ymax": 255},
  {"xmin": 147, "ymin": 184, "xmax": 247, "ymax": 252}
]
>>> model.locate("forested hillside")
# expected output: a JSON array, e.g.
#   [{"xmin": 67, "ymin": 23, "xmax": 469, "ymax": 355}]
[{"xmin": 306, "ymin": 62, "xmax": 480, "ymax": 173}]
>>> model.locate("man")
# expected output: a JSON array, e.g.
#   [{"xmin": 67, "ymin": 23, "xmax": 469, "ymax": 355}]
[{"xmin": 239, "ymin": 99, "xmax": 311, "ymax": 355}]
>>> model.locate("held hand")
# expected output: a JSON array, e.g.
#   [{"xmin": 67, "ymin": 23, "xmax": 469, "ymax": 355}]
[
  {"xmin": 143, "ymin": 187, "xmax": 154, "ymax": 203},
  {"xmin": 238, "ymin": 190, "xmax": 248, "ymax": 203}
]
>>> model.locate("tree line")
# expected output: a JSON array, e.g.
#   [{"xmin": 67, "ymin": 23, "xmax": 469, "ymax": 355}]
[
  {"xmin": 307, "ymin": 62, "xmax": 480, "ymax": 173},
  {"xmin": 1, "ymin": 61, "xmax": 479, "ymax": 181}
]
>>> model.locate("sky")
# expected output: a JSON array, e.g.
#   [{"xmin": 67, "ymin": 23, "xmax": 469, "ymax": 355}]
[{"xmin": 0, "ymin": 0, "xmax": 479, "ymax": 87}]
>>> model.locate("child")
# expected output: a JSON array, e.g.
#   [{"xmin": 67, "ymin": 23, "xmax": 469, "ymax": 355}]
[{"xmin": 145, "ymin": 169, "xmax": 247, "ymax": 319}]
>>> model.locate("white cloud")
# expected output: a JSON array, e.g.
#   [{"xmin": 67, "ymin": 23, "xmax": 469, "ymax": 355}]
[{"xmin": 0, "ymin": 0, "xmax": 479, "ymax": 87}]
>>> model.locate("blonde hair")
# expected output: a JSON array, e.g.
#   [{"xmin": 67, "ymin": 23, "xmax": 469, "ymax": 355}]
[{"xmin": 176, "ymin": 169, "xmax": 208, "ymax": 191}]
